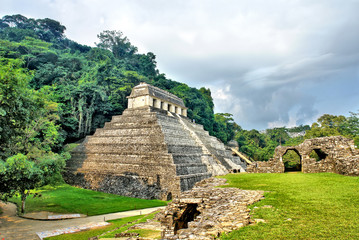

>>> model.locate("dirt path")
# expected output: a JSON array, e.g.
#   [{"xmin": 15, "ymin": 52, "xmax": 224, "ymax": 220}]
[{"xmin": 0, "ymin": 202, "xmax": 165, "ymax": 240}]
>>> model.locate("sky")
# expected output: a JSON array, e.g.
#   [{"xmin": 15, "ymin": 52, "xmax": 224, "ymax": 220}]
[{"xmin": 1, "ymin": 0, "xmax": 359, "ymax": 130}]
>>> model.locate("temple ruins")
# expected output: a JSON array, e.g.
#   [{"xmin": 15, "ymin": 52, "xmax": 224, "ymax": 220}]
[
  {"xmin": 247, "ymin": 136, "xmax": 359, "ymax": 176},
  {"xmin": 65, "ymin": 83, "xmax": 246, "ymax": 200}
]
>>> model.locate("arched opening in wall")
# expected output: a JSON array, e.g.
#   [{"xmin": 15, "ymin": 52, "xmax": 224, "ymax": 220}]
[
  {"xmin": 282, "ymin": 149, "xmax": 302, "ymax": 172},
  {"xmin": 166, "ymin": 192, "xmax": 172, "ymax": 201},
  {"xmin": 160, "ymin": 101, "xmax": 163, "ymax": 110},
  {"xmin": 153, "ymin": 99, "xmax": 157, "ymax": 108},
  {"xmin": 173, "ymin": 203, "xmax": 200, "ymax": 234},
  {"xmin": 168, "ymin": 104, "xmax": 172, "ymax": 112},
  {"xmin": 310, "ymin": 149, "xmax": 328, "ymax": 161}
]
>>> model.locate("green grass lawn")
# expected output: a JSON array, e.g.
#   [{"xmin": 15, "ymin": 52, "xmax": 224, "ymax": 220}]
[
  {"xmin": 219, "ymin": 172, "xmax": 359, "ymax": 240},
  {"xmin": 9, "ymin": 184, "xmax": 167, "ymax": 216}
]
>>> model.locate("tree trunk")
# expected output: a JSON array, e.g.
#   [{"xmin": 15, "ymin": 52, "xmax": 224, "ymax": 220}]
[{"xmin": 21, "ymin": 192, "xmax": 27, "ymax": 214}]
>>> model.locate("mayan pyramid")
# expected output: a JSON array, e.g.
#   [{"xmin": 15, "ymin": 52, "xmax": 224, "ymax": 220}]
[{"xmin": 65, "ymin": 83, "xmax": 245, "ymax": 200}]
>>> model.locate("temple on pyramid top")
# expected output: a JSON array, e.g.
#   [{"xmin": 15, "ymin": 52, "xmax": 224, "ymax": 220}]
[{"xmin": 127, "ymin": 82, "xmax": 187, "ymax": 117}]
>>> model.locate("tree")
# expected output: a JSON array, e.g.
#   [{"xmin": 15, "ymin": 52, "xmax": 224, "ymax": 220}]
[
  {"xmin": 213, "ymin": 113, "xmax": 235, "ymax": 143},
  {"xmin": 0, "ymin": 58, "xmax": 34, "ymax": 158},
  {"xmin": 266, "ymin": 127, "xmax": 290, "ymax": 145},
  {"xmin": 0, "ymin": 154, "xmax": 43, "ymax": 214},
  {"xmin": 96, "ymin": 30, "xmax": 137, "ymax": 59},
  {"xmin": 305, "ymin": 114, "xmax": 346, "ymax": 139}
]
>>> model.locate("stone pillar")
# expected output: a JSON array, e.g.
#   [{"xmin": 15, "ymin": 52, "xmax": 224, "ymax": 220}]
[
  {"xmin": 169, "ymin": 104, "xmax": 175, "ymax": 113},
  {"xmin": 147, "ymin": 96, "xmax": 153, "ymax": 107},
  {"xmin": 128, "ymin": 98, "xmax": 133, "ymax": 109},
  {"xmin": 162, "ymin": 102, "xmax": 168, "ymax": 111},
  {"xmin": 182, "ymin": 109, "xmax": 187, "ymax": 117},
  {"xmin": 176, "ymin": 107, "xmax": 182, "ymax": 115},
  {"xmin": 154, "ymin": 99, "xmax": 161, "ymax": 109}
]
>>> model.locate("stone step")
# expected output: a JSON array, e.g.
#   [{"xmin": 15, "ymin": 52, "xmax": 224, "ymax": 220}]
[
  {"xmin": 121, "ymin": 107, "xmax": 153, "ymax": 115},
  {"xmin": 171, "ymin": 154, "xmax": 204, "ymax": 164},
  {"xmin": 163, "ymin": 137, "xmax": 197, "ymax": 146},
  {"xmin": 166, "ymin": 145, "xmax": 203, "ymax": 154},
  {"xmin": 188, "ymin": 129, "xmax": 210, "ymax": 137},
  {"xmin": 179, "ymin": 172, "xmax": 212, "ymax": 191},
  {"xmin": 161, "ymin": 127, "xmax": 190, "ymax": 135},
  {"xmin": 72, "ymin": 143, "xmax": 168, "ymax": 154},
  {"xmin": 110, "ymin": 113, "xmax": 157, "ymax": 123},
  {"xmin": 181, "ymin": 118, "xmax": 205, "ymax": 130},
  {"xmin": 158, "ymin": 121, "xmax": 185, "ymax": 130},
  {"xmin": 95, "ymin": 127, "xmax": 162, "ymax": 137},
  {"xmin": 156, "ymin": 114, "xmax": 180, "ymax": 122},
  {"xmin": 86, "ymin": 136, "xmax": 164, "ymax": 145},
  {"xmin": 175, "ymin": 163, "xmax": 209, "ymax": 175},
  {"xmin": 102, "ymin": 123, "xmax": 160, "ymax": 130},
  {"xmin": 72, "ymin": 162, "xmax": 174, "ymax": 174},
  {"xmin": 68, "ymin": 153, "xmax": 173, "ymax": 165}
]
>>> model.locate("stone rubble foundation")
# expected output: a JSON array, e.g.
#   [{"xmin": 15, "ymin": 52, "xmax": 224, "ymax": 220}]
[{"xmin": 156, "ymin": 177, "xmax": 264, "ymax": 240}]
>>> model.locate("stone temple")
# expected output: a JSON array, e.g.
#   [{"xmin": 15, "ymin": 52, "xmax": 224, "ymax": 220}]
[{"xmin": 65, "ymin": 83, "xmax": 246, "ymax": 200}]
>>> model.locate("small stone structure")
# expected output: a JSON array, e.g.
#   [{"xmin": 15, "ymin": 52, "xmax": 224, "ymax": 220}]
[
  {"xmin": 247, "ymin": 136, "xmax": 359, "ymax": 176},
  {"xmin": 65, "ymin": 83, "xmax": 246, "ymax": 200},
  {"xmin": 157, "ymin": 177, "xmax": 263, "ymax": 239},
  {"xmin": 127, "ymin": 82, "xmax": 187, "ymax": 117}
]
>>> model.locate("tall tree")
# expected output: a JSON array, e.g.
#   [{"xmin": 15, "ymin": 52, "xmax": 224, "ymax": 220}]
[{"xmin": 96, "ymin": 30, "xmax": 137, "ymax": 59}]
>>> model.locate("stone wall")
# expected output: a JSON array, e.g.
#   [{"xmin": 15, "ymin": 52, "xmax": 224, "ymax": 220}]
[
  {"xmin": 157, "ymin": 177, "xmax": 263, "ymax": 239},
  {"xmin": 246, "ymin": 159, "xmax": 284, "ymax": 173},
  {"xmin": 247, "ymin": 136, "xmax": 359, "ymax": 176}
]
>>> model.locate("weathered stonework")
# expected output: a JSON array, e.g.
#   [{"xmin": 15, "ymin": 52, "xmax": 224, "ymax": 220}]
[
  {"xmin": 127, "ymin": 82, "xmax": 187, "ymax": 117},
  {"xmin": 246, "ymin": 159, "xmax": 284, "ymax": 173},
  {"xmin": 247, "ymin": 136, "xmax": 359, "ymax": 176},
  {"xmin": 157, "ymin": 177, "xmax": 264, "ymax": 239},
  {"xmin": 64, "ymin": 83, "xmax": 245, "ymax": 200}
]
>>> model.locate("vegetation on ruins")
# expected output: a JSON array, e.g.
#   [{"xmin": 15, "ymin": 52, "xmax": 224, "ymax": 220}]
[
  {"xmin": 220, "ymin": 173, "xmax": 359, "ymax": 239},
  {"xmin": 9, "ymin": 184, "xmax": 167, "ymax": 216}
]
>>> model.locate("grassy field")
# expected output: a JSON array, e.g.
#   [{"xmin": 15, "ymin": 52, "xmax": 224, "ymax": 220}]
[
  {"xmin": 9, "ymin": 184, "xmax": 167, "ymax": 216},
  {"xmin": 219, "ymin": 172, "xmax": 359, "ymax": 240},
  {"xmin": 45, "ymin": 211, "xmax": 161, "ymax": 240}
]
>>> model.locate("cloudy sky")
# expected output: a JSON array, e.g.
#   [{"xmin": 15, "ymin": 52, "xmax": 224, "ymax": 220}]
[{"xmin": 2, "ymin": 0, "xmax": 359, "ymax": 130}]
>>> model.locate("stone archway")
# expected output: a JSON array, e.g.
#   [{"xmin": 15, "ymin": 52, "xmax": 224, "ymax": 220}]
[
  {"xmin": 247, "ymin": 136, "xmax": 359, "ymax": 175},
  {"xmin": 282, "ymin": 148, "xmax": 302, "ymax": 172},
  {"xmin": 309, "ymin": 149, "xmax": 328, "ymax": 162}
]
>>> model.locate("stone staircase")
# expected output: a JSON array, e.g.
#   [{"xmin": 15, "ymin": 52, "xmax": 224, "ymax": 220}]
[
  {"xmin": 175, "ymin": 114, "xmax": 245, "ymax": 174},
  {"xmin": 156, "ymin": 113, "xmax": 211, "ymax": 192}
]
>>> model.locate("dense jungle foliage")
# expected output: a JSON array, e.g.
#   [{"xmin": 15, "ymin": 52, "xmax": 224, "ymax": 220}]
[
  {"xmin": 1, "ymin": 14, "xmax": 358, "ymax": 206},
  {"xmin": 0, "ymin": 14, "xmax": 225, "ymax": 207}
]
